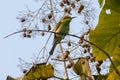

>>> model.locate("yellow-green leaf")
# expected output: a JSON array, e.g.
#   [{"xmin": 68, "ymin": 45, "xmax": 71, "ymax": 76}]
[
  {"xmin": 109, "ymin": 47, "xmax": 120, "ymax": 73},
  {"xmin": 106, "ymin": 0, "xmax": 120, "ymax": 13},
  {"xmin": 107, "ymin": 66, "xmax": 120, "ymax": 80},
  {"xmin": 23, "ymin": 63, "xmax": 54, "ymax": 80},
  {"xmin": 89, "ymin": 0, "xmax": 120, "ymax": 60},
  {"xmin": 73, "ymin": 58, "xmax": 92, "ymax": 79},
  {"xmin": 73, "ymin": 59, "xmax": 83, "ymax": 75}
]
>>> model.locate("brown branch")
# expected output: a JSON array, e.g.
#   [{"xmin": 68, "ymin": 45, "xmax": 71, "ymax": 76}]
[
  {"xmin": 51, "ymin": 57, "xmax": 85, "ymax": 61},
  {"xmin": 3, "ymin": 29, "xmax": 120, "ymax": 76},
  {"xmin": 59, "ymin": 44, "xmax": 69, "ymax": 79},
  {"xmin": 49, "ymin": 0, "xmax": 57, "ymax": 24}
]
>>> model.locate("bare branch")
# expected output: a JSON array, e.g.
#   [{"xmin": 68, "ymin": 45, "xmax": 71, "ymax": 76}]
[{"xmin": 4, "ymin": 29, "xmax": 120, "ymax": 76}]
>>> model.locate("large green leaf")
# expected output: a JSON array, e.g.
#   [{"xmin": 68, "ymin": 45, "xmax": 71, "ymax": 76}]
[
  {"xmin": 106, "ymin": 47, "xmax": 120, "ymax": 79},
  {"xmin": 107, "ymin": 66, "xmax": 120, "ymax": 80},
  {"xmin": 6, "ymin": 63, "xmax": 54, "ymax": 80},
  {"xmin": 89, "ymin": 0, "xmax": 120, "ymax": 60},
  {"xmin": 73, "ymin": 58, "xmax": 92, "ymax": 79},
  {"xmin": 110, "ymin": 47, "xmax": 120, "ymax": 72},
  {"xmin": 23, "ymin": 63, "xmax": 54, "ymax": 80},
  {"xmin": 107, "ymin": 0, "xmax": 120, "ymax": 13}
]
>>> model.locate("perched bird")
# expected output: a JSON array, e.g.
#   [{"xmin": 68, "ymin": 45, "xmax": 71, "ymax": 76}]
[{"xmin": 46, "ymin": 15, "xmax": 75, "ymax": 63}]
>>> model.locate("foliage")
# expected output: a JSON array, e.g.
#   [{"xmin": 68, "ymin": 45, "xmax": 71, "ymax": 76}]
[
  {"xmin": 89, "ymin": 0, "xmax": 120, "ymax": 79},
  {"xmin": 6, "ymin": 0, "xmax": 120, "ymax": 80},
  {"xmin": 73, "ymin": 58, "xmax": 92, "ymax": 80},
  {"xmin": 23, "ymin": 63, "xmax": 54, "ymax": 80},
  {"xmin": 89, "ymin": 0, "xmax": 120, "ymax": 60},
  {"xmin": 107, "ymin": 47, "xmax": 120, "ymax": 80}
]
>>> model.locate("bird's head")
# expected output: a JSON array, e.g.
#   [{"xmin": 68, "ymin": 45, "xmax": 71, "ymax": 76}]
[{"xmin": 61, "ymin": 15, "xmax": 76, "ymax": 23}]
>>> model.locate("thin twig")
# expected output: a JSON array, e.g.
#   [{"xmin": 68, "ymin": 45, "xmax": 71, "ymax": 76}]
[
  {"xmin": 3, "ymin": 29, "xmax": 120, "ymax": 76},
  {"xmin": 3, "ymin": 31, "xmax": 22, "ymax": 38},
  {"xmin": 59, "ymin": 43, "xmax": 69, "ymax": 80},
  {"xmin": 52, "ymin": 57, "xmax": 85, "ymax": 61},
  {"xmin": 49, "ymin": 0, "xmax": 57, "ymax": 24},
  {"xmin": 33, "ymin": 0, "xmax": 48, "ymax": 20}
]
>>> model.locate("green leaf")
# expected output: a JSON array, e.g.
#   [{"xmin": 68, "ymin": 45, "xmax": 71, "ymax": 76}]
[
  {"xmin": 73, "ymin": 58, "xmax": 92, "ymax": 79},
  {"xmin": 108, "ymin": 47, "xmax": 120, "ymax": 77},
  {"xmin": 23, "ymin": 63, "xmax": 54, "ymax": 80},
  {"xmin": 110, "ymin": 47, "xmax": 120, "ymax": 71},
  {"xmin": 89, "ymin": 0, "xmax": 120, "ymax": 60},
  {"xmin": 73, "ymin": 59, "xmax": 83, "ymax": 75},
  {"xmin": 106, "ymin": 0, "xmax": 120, "ymax": 13},
  {"xmin": 107, "ymin": 66, "xmax": 120, "ymax": 80}
]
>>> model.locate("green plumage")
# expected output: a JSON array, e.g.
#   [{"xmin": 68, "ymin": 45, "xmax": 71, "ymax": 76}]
[{"xmin": 49, "ymin": 15, "xmax": 74, "ymax": 55}]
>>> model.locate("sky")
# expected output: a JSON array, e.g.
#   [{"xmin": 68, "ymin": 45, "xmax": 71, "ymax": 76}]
[
  {"xmin": 0, "ymin": 0, "xmax": 108, "ymax": 80},
  {"xmin": 0, "ymin": 0, "xmax": 45, "ymax": 79}
]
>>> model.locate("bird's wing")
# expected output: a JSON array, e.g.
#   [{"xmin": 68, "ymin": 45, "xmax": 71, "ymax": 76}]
[{"xmin": 54, "ymin": 21, "xmax": 61, "ymax": 32}]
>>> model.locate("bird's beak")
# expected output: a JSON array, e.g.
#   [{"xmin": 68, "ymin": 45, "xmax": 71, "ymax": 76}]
[{"xmin": 71, "ymin": 17, "xmax": 76, "ymax": 19}]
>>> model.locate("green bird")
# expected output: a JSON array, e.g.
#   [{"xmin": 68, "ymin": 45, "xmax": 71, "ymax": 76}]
[{"xmin": 47, "ymin": 15, "xmax": 75, "ymax": 62}]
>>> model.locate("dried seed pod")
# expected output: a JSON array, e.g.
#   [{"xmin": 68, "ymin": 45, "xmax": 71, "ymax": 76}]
[
  {"xmin": 63, "ymin": 50, "xmax": 70, "ymax": 59},
  {"xmin": 86, "ymin": 56, "xmax": 90, "ymax": 61},
  {"xmin": 71, "ymin": 2, "xmax": 75, "ymax": 8},
  {"xmin": 26, "ymin": 34, "xmax": 31, "ymax": 38},
  {"xmin": 90, "ymin": 57, "xmax": 95, "ymax": 62},
  {"xmin": 84, "ymin": 49, "xmax": 87, "ymax": 53},
  {"xmin": 20, "ymin": 18, "xmax": 26, "ymax": 22},
  {"xmin": 48, "ymin": 24, "xmax": 51, "ymax": 31},
  {"xmin": 76, "ymin": 0, "xmax": 80, "ymax": 2},
  {"xmin": 63, "ymin": 0, "xmax": 67, "ymax": 4},
  {"xmin": 67, "ymin": 63, "xmax": 73, "ymax": 68},
  {"xmin": 67, "ymin": 7, "xmax": 72, "ymax": 14},
  {"xmin": 82, "ymin": 43, "xmax": 89, "ymax": 48},
  {"xmin": 84, "ymin": 29, "xmax": 91, "ymax": 35},
  {"xmin": 67, "ymin": 63, "xmax": 74, "ymax": 68},
  {"xmin": 67, "ymin": 41, "xmax": 71, "ymax": 46},
  {"xmin": 23, "ymin": 32, "xmax": 26, "ymax": 37},
  {"xmin": 80, "ymin": 35, "xmax": 84, "ymax": 40},
  {"xmin": 27, "ymin": 30, "xmax": 32, "ymax": 34},
  {"xmin": 85, "ymin": 20, "xmax": 88, "ymax": 25},
  {"xmin": 78, "ymin": 35, "xmax": 84, "ymax": 44},
  {"xmin": 78, "ymin": 4, "xmax": 84, "ymax": 13},
  {"xmin": 23, "ymin": 69, "xmax": 27, "ymax": 74},
  {"xmin": 78, "ymin": 39, "xmax": 83, "ymax": 44},
  {"xmin": 48, "ymin": 13, "xmax": 52, "ymax": 19},
  {"xmin": 60, "ymin": 2, "xmax": 64, "ymax": 7},
  {"xmin": 64, "ymin": 8, "xmax": 68, "ymax": 13},
  {"xmin": 66, "ymin": 1, "xmax": 70, "ymax": 5},
  {"xmin": 87, "ymin": 47, "xmax": 91, "ymax": 52},
  {"xmin": 42, "ymin": 18, "xmax": 46, "ymax": 23},
  {"xmin": 22, "ymin": 28, "xmax": 27, "ymax": 32},
  {"xmin": 41, "ymin": 32, "xmax": 44, "ymax": 36}
]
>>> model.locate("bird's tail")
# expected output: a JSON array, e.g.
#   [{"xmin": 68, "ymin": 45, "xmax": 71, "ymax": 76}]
[
  {"xmin": 46, "ymin": 43, "xmax": 57, "ymax": 63},
  {"xmin": 49, "ymin": 43, "xmax": 56, "ymax": 55}
]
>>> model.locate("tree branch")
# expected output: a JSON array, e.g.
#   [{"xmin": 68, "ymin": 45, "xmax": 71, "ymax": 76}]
[{"xmin": 4, "ymin": 29, "xmax": 120, "ymax": 76}]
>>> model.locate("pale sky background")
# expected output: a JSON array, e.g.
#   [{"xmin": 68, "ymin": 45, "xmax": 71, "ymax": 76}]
[
  {"xmin": 0, "ymin": 0, "xmax": 109, "ymax": 80},
  {"xmin": 0, "ymin": 0, "xmax": 45, "ymax": 79}
]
